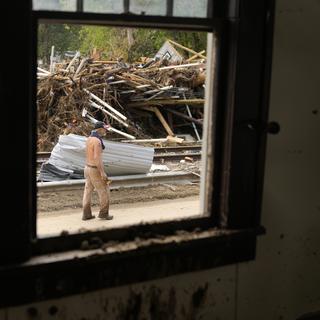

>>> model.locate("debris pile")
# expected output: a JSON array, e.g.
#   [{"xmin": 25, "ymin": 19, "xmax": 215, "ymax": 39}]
[{"xmin": 37, "ymin": 40, "xmax": 206, "ymax": 151}]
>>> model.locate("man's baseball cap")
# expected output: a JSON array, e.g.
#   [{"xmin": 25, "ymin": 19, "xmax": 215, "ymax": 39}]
[{"xmin": 94, "ymin": 121, "xmax": 108, "ymax": 130}]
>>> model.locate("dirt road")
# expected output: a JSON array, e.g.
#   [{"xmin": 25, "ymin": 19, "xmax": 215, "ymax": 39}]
[
  {"xmin": 37, "ymin": 184, "xmax": 201, "ymax": 237},
  {"xmin": 37, "ymin": 195, "xmax": 201, "ymax": 237},
  {"xmin": 37, "ymin": 184, "xmax": 200, "ymax": 212}
]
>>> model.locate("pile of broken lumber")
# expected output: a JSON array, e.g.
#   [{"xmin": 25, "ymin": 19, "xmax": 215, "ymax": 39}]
[{"xmin": 37, "ymin": 40, "xmax": 206, "ymax": 151}]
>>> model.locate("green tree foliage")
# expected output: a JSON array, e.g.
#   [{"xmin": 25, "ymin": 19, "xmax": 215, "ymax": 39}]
[
  {"xmin": 128, "ymin": 29, "xmax": 168, "ymax": 61},
  {"xmin": 38, "ymin": 24, "xmax": 81, "ymax": 63},
  {"xmin": 79, "ymin": 26, "xmax": 207, "ymax": 62},
  {"xmin": 129, "ymin": 29, "xmax": 207, "ymax": 61},
  {"xmin": 79, "ymin": 26, "xmax": 130, "ymax": 59},
  {"xmin": 38, "ymin": 24, "xmax": 207, "ymax": 63}
]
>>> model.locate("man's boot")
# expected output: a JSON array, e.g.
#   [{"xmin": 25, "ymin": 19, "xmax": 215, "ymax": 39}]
[
  {"xmin": 82, "ymin": 210, "xmax": 95, "ymax": 221},
  {"xmin": 98, "ymin": 211, "xmax": 113, "ymax": 220}
]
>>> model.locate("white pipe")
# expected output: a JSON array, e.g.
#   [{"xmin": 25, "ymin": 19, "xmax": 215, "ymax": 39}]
[
  {"xmin": 82, "ymin": 108, "xmax": 133, "ymax": 139},
  {"xmin": 108, "ymin": 126, "xmax": 136, "ymax": 140},
  {"xmin": 121, "ymin": 138, "xmax": 167, "ymax": 143},
  {"xmin": 108, "ymin": 80, "xmax": 126, "ymax": 85},
  {"xmin": 159, "ymin": 62, "xmax": 205, "ymax": 71},
  {"xmin": 143, "ymin": 85, "xmax": 173, "ymax": 95},
  {"xmin": 186, "ymin": 104, "xmax": 201, "ymax": 141},
  {"xmin": 38, "ymin": 179, "xmax": 86, "ymax": 188},
  {"xmin": 84, "ymin": 89, "xmax": 127, "ymax": 121},
  {"xmin": 49, "ymin": 45, "xmax": 55, "ymax": 73},
  {"xmin": 37, "ymin": 67, "xmax": 51, "ymax": 74},
  {"xmin": 37, "ymin": 72, "xmax": 50, "ymax": 77},
  {"xmin": 90, "ymin": 101, "xmax": 128, "ymax": 127},
  {"xmin": 82, "ymin": 109, "xmax": 98, "ymax": 124},
  {"xmin": 183, "ymin": 93, "xmax": 201, "ymax": 141},
  {"xmin": 136, "ymin": 84, "xmax": 151, "ymax": 89}
]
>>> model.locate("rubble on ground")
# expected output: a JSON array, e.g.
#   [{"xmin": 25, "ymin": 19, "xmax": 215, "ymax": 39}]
[{"xmin": 37, "ymin": 40, "xmax": 205, "ymax": 151}]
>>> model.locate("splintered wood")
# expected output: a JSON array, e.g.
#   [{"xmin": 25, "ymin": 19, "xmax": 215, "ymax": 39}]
[{"xmin": 37, "ymin": 45, "xmax": 206, "ymax": 151}]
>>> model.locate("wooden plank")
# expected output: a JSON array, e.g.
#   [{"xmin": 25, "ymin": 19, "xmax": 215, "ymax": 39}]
[
  {"xmin": 127, "ymin": 99, "xmax": 205, "ymax": 107},
  {"xmin": 139, "ymin": 106, "xmax": 174, "ymax": 136},
  {"xmin": 165, "ymin": 108, "xmax": 203, "ymax": 125},
  {"xmin": 65, "ymin": 51, "xmax": 80, "ymax": 72},
  {"xmin": 93, "ymin": 60, "xmax": 118, "ymax": 64},
  {"xmin": 168, "ymin": 39, "xmax": 207, "ymax": 59},
  {"xmin": 153, "ymin": 107, "xmax": 174, "ymax": 136},
  {"xmin": 167, "ymin": 112, "xmax": 173, "ymax": 130},
  {"xmin": 74, "ymin": 58, "xmax": 88, "ymax": 78},
  {"xmin": 186, "ymin": 50, "xmax": 206, "ymax": 62},
  {"xmin": 159, "ymin": 62, "xmax": 205, "ymax": 71}
]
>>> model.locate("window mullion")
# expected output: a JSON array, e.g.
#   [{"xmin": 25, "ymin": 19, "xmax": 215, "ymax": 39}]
[
  {"xmin": 167, "ymin": 0, "xmax": 173, "ymax": 16},
  {"xmin": 77, "ymin": 0, "xmax": 84, "ymax": 12},
  {"xmin": 124, "ymin": 0, "xmax": 130, "ymax": 14}
]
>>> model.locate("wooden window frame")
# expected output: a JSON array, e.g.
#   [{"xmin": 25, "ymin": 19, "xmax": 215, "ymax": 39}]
[{"xmin": 0, "ymin": 0, "xmax": 275, "ymax": 308}]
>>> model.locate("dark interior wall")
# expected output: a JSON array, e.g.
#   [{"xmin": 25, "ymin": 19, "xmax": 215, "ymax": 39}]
[
  {"xmin": 236, "ymin": 0, "xmax": 320, "ymax": 318},
  {"xmin": 3, "ymin": 266, "xmax": 237, "ymax": 319}
]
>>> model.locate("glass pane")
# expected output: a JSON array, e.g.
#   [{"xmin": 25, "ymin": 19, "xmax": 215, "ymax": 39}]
[
  {"xmin": 84, "ymin": 0, "xmax": 124, "ymax": 14},
  {"xmin": 130, "ymin": 0, "xmax": 166, "ymax": 16},
  {"xmin": 36, "ymin": 22, "xmax": 215, "ymax": 237},
  {"xmin": 33, "ymin": 0, "xmax": 77, "ymax": 11},
  {"xmin": 173, "ymin": 0, "xmax": 207, "ymax": 18}
]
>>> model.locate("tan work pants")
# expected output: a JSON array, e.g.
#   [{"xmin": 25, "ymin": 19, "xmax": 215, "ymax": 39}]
[{"xmin": 82, "ymin": 166, "xmax": 110, "ymax": 219}]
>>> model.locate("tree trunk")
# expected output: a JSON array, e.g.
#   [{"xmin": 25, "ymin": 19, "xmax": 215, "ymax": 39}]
[{"xmin": 127, "ymin": 29, "xmax": 135, "ymax": 48}]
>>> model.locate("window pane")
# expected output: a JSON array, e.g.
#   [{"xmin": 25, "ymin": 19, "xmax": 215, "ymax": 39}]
[
  {"xmin": 36, "ymin": 23, "xmax": 215, "ymax": 237},
  {"xmin": 173, "ymin": 0, "xmax": 207, "ymax": 18},
  {"xmin": 84, "ymin": 0, "xmax": 124, "ymax": 14},
  {"xmin": 130, "ymin": 0, "xmax": 166, "ymax": 16},
  {"xmin": 33, "ymin": 0, "xmax": 77, "ymax": 11}
]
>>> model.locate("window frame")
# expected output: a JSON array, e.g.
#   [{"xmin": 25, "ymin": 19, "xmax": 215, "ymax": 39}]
[
  {"xmin": 0, "ymin": 0, "xmax": 275, "ymax": 308},
  {"xmin": 31, "ymin": 4, "xmax": 224, "ymax": 255}
]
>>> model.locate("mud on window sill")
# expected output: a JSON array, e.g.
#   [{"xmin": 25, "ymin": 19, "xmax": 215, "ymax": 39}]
[{"xmin": 0, "ymin": 226, "xmax": 264, "ymax": 308}]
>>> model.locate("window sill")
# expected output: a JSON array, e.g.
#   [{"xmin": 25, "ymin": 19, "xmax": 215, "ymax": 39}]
[{"xmin": 0, "ymin": 227, "xmax": 264, "ymax": 308}]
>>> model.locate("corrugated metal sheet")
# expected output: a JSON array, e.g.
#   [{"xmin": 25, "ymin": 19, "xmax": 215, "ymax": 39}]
[{"xmin": 39, "ymin": 134, "xmax": 154, "ymax": 181}]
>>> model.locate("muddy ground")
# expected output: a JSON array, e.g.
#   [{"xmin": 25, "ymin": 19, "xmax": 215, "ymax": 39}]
[
  {"xmin": 37, "ymin": 183, "xmax": 200, "ymax": 213},
  {"xmin": 38, "ymin": 160, "xmax": 202, "ymax": 213}
]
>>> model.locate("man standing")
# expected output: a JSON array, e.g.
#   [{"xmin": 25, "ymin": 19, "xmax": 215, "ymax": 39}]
[{"xmin": 82, "ymin": 121, "xmax": 113, "ymax": 221}]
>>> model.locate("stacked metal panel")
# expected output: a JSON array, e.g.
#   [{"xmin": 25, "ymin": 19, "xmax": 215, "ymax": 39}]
[{"xmin": 38, "ymin": 134, "xmax": 154, "ymax": 181}]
